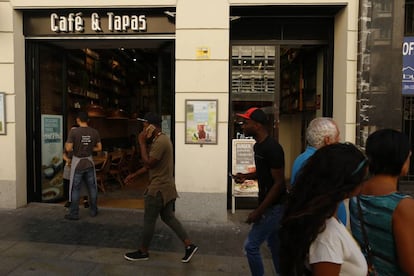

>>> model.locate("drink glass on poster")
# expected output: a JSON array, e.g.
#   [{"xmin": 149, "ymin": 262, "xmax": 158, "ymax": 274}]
[
  {"xmin": 0, "ymin": 93, "xmax": 6, "ymax": 135},
  {"xmin": 185, "ymin": 99, "xmax": 218, "ymax": 144}
]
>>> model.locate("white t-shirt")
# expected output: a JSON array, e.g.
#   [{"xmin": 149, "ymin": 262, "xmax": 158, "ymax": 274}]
[{"xmin": 308, "ymin": 217, "xmax": 368, "ymax": 276}]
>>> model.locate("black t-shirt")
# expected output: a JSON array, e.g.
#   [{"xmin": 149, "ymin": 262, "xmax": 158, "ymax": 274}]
[
  {"xmin": 66, "ymin": 126, "xmax": 101, "ymax": 170},
  {"xmin": 254, "ymin": 135, "xmax": 285, "ymax": 204}
]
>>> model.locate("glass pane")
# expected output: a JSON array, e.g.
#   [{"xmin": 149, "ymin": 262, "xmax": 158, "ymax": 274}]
[
  {"xmin": 405, "ymin": 0, "xmax": 414, "ymax": 35},
  {"xmin": 39, "ymin": 46, "xmax": 65, "ymax": 203},
  {"xmin": 230, "ymin": 45, "xmax": 278, "ymax": 140}
]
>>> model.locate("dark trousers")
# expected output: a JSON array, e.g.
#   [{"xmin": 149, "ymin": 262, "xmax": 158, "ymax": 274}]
[{"xmin": 142, "ymin": 192, "xmax": 188, "ymax": 248}]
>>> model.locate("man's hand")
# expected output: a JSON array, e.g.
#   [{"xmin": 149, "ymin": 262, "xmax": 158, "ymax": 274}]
[
  {"xmin": 124, "ymin": 166, "xmax": 148, "ymax": 185},
  {"xmin": 234, "ymin": 173, "xmax": 247, "ymax": 184},
  {"xmin": 124, "ymin": 173, "xmax": 136, "ymax": 185},
  {"xmin": 246, "ymin": 209, "xmax": 262, "ymax": 224}
]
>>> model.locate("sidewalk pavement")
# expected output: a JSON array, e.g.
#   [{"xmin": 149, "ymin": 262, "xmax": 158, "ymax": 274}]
[{"xmin": 0, "ymin": 203, "xmax": 276, "ymax": 275}]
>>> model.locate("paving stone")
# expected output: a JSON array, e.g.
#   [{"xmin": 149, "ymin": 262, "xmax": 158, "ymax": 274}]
[{"xmin": 0, "ymin": 204, "xmax": 276, "ymax": 275}]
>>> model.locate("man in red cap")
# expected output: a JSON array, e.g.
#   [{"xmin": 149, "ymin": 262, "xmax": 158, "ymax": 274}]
[{"xmin": 235, "ymin": 107, "xmax": 286, "ymax": 276}]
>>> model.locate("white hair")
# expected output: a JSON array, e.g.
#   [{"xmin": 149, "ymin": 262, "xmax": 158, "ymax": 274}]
[{"xmin": 306, "ymin": 117, "xmax": 338, "ymax": 148}]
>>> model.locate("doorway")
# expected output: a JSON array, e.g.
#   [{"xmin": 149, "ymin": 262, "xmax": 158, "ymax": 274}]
[
  {"xmin": 228, "ymin": 5, "xmax": 336, "ymax": 209},
  {"xmin": 230, "ymin": 44, "xmax": 329, "ymax": 170},
  {"xmin": 229, "ymin": 43, "xmax": 330, "ymax": 209},
  {"xmin": 26, "ymin": 39, "xmax": 175, "ymax": 209}
]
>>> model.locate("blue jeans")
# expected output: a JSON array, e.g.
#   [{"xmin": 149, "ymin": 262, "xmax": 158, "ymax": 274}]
[
  {"xmin": 69, "ymin": 167, "xmax": 98, "ymax": 217},
  {"xmin": 244, "ymin": 204, "xmax": 284, "ymax": 276}
]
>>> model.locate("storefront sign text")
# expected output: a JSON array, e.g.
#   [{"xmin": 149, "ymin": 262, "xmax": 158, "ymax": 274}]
[
  {"xmin": 403, "ymin": 37, "xmax": 414, "ymax": 95},
  {"xmin": 50, "ymin": 12, "xmax": 147, "ymax": 33}
]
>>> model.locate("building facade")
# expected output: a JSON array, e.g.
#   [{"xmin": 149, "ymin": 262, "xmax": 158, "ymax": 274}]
[{"xmin": 0, "ymin": 0, "xmax": 407, "ymax": 222}]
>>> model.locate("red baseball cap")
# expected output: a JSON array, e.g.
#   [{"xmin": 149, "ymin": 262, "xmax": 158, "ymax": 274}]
[{"xmin": 236, "ymin": 107, "xmax": 268, "ymax": 124}]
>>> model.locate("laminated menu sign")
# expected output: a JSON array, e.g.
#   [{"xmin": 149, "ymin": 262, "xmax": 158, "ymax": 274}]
[
  {"xmin": 232, "ymin": 139, "xmax": 255, "ymax": 174},
  {"xmin": 41, "ymin": 114, "xmax": 64, "ymax": 202},
  {"xmin": 232, "ymin": 139, "xmax": 258, "ymax": 195}
]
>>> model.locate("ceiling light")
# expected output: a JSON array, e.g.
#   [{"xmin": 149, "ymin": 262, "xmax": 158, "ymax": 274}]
[{"xmin": 164, "ymin": 11, "xmax": 176, "ymax": 18}]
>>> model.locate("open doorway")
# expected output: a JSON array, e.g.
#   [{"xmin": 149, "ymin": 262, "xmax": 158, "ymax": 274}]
[
  {"xmin": 230, "ymin": 44, "xmax": 328, "ymax": 172},
  {"xmin": 228, "ymin": 5, "xmax": 336, "ymax": 210},
  {"xmin": 26, "ymin": 39, "xmax": 175, "ymax": 209},
  {"xmin": 229, "ymin": 43, "xmax": 331, "ymax": 210}
]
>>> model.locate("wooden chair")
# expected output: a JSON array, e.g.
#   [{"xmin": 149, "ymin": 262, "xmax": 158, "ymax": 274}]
[
  {"xmin": 95, "ymin": 154, "xmax": 112, "ymax": 193},
  {"xmin": 108, "ymin": 150, "xmax": 129, "ymax": 188},
  {"xmin": 125, "ymin": 148, "xmax": 140, "ymax": 174}
]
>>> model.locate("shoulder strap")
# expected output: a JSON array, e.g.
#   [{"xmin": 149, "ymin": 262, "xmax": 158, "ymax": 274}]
[{"xmin": 356, "ymin": 196, "xmax": 377, "ymax": 275}]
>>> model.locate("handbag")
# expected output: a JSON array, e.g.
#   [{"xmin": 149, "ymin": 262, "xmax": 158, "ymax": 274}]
[{"xmin": 356, "ymin": 196, "xmax": 378, "ymax": 276}]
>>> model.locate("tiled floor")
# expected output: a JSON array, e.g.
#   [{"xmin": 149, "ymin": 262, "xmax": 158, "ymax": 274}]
[{"xmin": 60, "ymin": 172, "xmax": 148, "ymax": 210}]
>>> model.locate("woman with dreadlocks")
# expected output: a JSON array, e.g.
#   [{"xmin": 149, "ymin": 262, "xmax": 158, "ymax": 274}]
[{"xmin": 280, "ymin": 143, "xmax": 368, "ymax": 276}]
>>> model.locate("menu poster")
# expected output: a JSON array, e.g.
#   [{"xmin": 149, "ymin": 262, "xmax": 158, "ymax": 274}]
[
  {"xmin": 232, "ymin": 138, "xmax": 258, "ymax": 194},
  {"xmin": 232, "ymin": 139, "xmax": 256, "ymax": 174},
  {"xmin": 41, "ymin": 114, "xmax": 64, "ymax": 202}
]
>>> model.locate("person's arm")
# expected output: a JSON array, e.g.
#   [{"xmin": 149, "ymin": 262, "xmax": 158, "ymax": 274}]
[
  {"xmin": 93, "ymin": 142, "xmax": 102, "ymax": 152},
  {"xmin": 65, "ymin": 142, "xmax": 73, "ymax": 153},
  {"xmin": 138, "ymin": 130, "xmax": 159, "ymax": 169},
  {"xmin": 65, "ymin": 129, "xmax": 75, "ymax": 153},
  {"xmin": 311, "ymin": 262, "xmax": 341, "ymax": 276},
  {"xmin": 124, "ymin": 166, "xmax": 148, "ymax": 184},
  {"xmin": 393, "ymin": 198, "xmax": 414, "ymax": 275},
  {"xmin": 246, "ymin": 167, "xmax": 285, "ymax": 223},
  {"xmin": 62, "ymin": 151, "xmax": 70, "ymax": 163}
]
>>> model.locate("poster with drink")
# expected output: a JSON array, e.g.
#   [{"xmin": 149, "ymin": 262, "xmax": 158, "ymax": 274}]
[{"xmin": 185, "ymin": 99, "xmax": 217, "ymax": 144}]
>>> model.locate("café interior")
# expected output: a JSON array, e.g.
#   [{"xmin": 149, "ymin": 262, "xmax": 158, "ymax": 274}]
[{"xmin": 31, "ymin": 39, "xmax": 174, "ymax": 209}]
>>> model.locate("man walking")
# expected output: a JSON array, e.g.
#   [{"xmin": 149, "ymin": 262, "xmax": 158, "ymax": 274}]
[
  {"xmin": 64, "ymin": 111, "xmax": 102, "ymax": 220},
  {"xmin": 290, "ymin": 117, "xmax": 346, "ymax": 225},
  {"xmin": 235, "ymin": 107, "xmax": 286, "ymax": 276},
  {"xmin": 124, "ymin": 112, "xmax": 198, "ymax": 263},
  {"xmin": 290, "ymin": 117, "xmax": 340, "ymax": 184}
]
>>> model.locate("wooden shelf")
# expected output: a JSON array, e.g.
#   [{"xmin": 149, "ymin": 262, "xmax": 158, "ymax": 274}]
[{"xmin": 66, "ymin": 48, "xmax": 129, "ymax": 110}]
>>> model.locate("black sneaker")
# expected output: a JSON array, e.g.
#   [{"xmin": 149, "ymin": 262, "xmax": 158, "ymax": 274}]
[
  {"xmin": 64, "ymin": 201, "xmax": 71, "ymax": 208},
  {"xmin": 124, "ymin": 250, "xmax": 149, "ymax": 261},
  {"xmin": 64, "ymin": 214, "xmax": 79, "ymax": 221},
  {"xmin": 182, "ymin": 244, "xmax": 198, "ymax": 263},
  {"xmin": 90, "ymin": 209, "xmax": 98, "ymax": 217}
]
